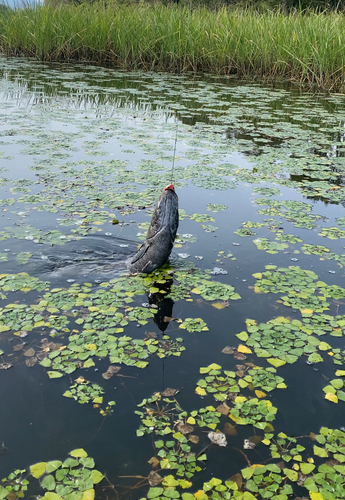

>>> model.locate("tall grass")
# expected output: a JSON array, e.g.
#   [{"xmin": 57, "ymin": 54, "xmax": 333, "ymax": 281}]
[{"xmin": 1, "ymin": 3, "xmax": 345, "ymax": 90}]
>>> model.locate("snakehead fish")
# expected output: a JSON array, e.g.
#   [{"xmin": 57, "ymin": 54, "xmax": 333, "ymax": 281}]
[{"xmin": 129, "ymin": 184, "xmax": 179, "ymax": 273}]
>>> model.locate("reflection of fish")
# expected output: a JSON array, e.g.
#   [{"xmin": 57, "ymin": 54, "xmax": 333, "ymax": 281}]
[
  {"xmin": 130, "ymin": 184, "xmax": 179, "ymax": 274},
  {"xmin": 148, "ymin": 276, "xmax": 174, "ymax": 332}
]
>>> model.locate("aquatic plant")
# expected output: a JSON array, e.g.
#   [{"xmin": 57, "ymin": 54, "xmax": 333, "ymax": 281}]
[
  {"xmin": 2, "ymin": 4, "xmax": 345, "ymax": 90},
  {"xmin": 0, "ymin": 449, "xmax": 104, "ymax": 500}
]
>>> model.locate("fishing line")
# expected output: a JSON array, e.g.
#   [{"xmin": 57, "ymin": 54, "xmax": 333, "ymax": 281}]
[{"xmin": 170, "ymin": 114, "xmax": 178, "ymax": 184}]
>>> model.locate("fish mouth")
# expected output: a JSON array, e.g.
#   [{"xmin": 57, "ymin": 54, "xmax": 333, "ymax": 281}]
[{"xmin": 164, "ymin": 184, "xmax": 175, "ymax": 191}]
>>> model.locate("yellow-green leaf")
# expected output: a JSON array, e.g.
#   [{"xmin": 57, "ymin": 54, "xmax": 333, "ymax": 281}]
[
  {"xmin": 43, "ymin": 493, "xmax": 63, "ymax": 500},
  {"xmin": 310, "ymin": 493, "xmax": 325, "ymax": 500},
  {"xmin": 212, "ymin": 302, "xmax": 226, "ymax": 310},
  {"xmin": 236, "ymin": 331, "xmax": 248, "ymax": 342},
  {"xmin": 81, "ymin": 490, "xmax": 95, "ymax": 500},
  {"xmin": 255, "ymin": 390, "xmax": 266, "ymax": 398},
  {"xmin": 300, "ymin": 463, "xmax": 315, "ymax": 474},
  {"xmin": 195, "ymin": 387, "xmax": 207, "ymax": 396},
  {"xmin": 313, "ymin": 445, "xmax": 329, "ymax": 457},
  {"xmin": 238, "ymin": 344, "xmax": 252, "ymax": 354},
  {"xmin": 318, "ymin": 342, "xmax": 331, "ymax": 351},
  {"xmin": 252, "ymin": 273, "xmax": 262, "ymax": 279},
  {"xmin": 325, "ymin": 393, "xmax": 338, "ymax": 403},
  {"xmin": 267, "ymin": 358, "xmax": 286, "ymax": 368},
  {"xmin": 30, "ymin": 462, "xmax": 47, "ymax": 478},
  {"xmin": 70, "ymin": 448, "xmax": 88, "ymax": 458},
  {"xmin": 90, "ymin": 470, "xmax": 104, "ymax": 484},
  {"xmin": 300, "ymin": 308, "xmax": 313, "ymax": 314},
  {"xmin": 283, "ymin": 469, "xmax": 298, "ymax": 482},
  {"xmin": 47, "ymin": 371, "xmax": 63, "ymax": 379},
  {"xmin": 178, "ymin": 480, "xmax": 192, "ymax": 489}
]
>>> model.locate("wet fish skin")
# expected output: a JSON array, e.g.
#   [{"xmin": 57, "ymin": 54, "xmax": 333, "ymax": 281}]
[{"xmin": 130, "ymin": 184, "xmax": 179, "ymax": 273}]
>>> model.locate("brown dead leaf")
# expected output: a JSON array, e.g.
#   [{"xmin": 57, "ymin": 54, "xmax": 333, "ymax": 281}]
[
  {"xmin": 148, "ymin": 456, "xmax": 160, "ymax": 468},
  {"xmin": 107, "ymin": 366, "xmax": 121, "ymax": 374},
  {"xmin": 222, "ymin": 346, "xmax": 234, "ymax": 354},
  {"xmin": 227, "ymin": 392, "xmax": 238, "ymax": 401},
  {"xmin": 163, "ymin": 316, "xmax": 173, "ymax": 323},
  {"xmin": 233, "ymin": 351, "xmax": 247, "ymax": 360},
  {"xmin": 6, "ymin": 491, "xmax": 19, "ymax": 500},
  {"xmin": 236, "ymin": 364, "xmax": 246, "ymax": 370},
  {"xmin": 236, "ymin": 370, "xmax": 245, "ymax": 378},
  {"xmin": 25, "ymin": 357, "xmax": 37, "ymax": 367},
  {"xmin": 148, "ymin": 470, "xmax": 162, "ymax": 487},
  {"xmin": 41, "ymin": 340, "xmax": 62, "ymax": 350},
  {"xmin": 188, "ymin": 435, "xmax": 199, "ymax": 444},
  {"xmin": 326, "ymin": 460, "xmax": 339, "ymax": 466},
  {"xmin": 216, "ymin": 403, "xmax": 230, "ymax": 415},
  {"xmin": 248, "ymin": 435, "xmax": 262, "ymax": 445},
  {"xmin": 309, "ymin": 432, "xmax": 316, "ymax": 441},
  {"xmin": 228, "ymin": 473, "xmax": 242, "ymax": 490},
  {"xmin": 24, "ymin": 348, "xmax": 35, "ymax": 357},
  {"xmin": 176, "ymin": 421, "xmax": 194, "ymax": 435},
  {"xmin": 297, "ymin": 473, "xmax": 308, "ymax": 487},
  {"xmin": 223, "ymin": 422, "xmax": 237, "ymax": 436},
  {"xmin": 161, "ymin": 388, "xmax": 179, "ymax": 397},
  {"xmin": 13, "ymin": 344, "xmax": 25, "ymax": 352},
  {"xmin": 264, "ymin": 422, "xmax": 275, "ymax": 433},
  {"xmin": 36, "ymin": 352, "xmax": 48, "ymax": 361},
  {"xmin": 245, "ymin": 362, "xmax": 257, "ymax": 367},
  {"xmin": 145, "ymin": 331, "xmax": 158, "ymax": 339},
  {"xmin": 102, "ymin": 365, "xmax": 121, "ymax": 379}
]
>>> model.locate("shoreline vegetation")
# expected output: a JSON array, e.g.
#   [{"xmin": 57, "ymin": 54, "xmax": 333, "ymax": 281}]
[{"xmin": 1, "ymin": 2, "xmax": 345, "ymax": 91}]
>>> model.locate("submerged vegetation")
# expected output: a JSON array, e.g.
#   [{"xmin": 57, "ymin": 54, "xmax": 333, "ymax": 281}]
[{"xmin": 2, "ymin": 2, "xmax": 345, "ymax": 89}]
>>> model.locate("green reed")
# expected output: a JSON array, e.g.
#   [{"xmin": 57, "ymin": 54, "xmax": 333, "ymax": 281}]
[{"xmin": 1, "ymin": 3, "xmax": 345, "ymax": 90}]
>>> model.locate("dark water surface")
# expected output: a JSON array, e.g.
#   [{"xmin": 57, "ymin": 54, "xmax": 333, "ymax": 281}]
[{"xmin": 1, "ymin": 57, "xmax": 345, "ymax": 500}]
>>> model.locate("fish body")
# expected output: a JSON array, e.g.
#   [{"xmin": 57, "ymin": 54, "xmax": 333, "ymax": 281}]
[{"xmin": 130, "ymin": 184, "xmax": 179, "ymax": 273}]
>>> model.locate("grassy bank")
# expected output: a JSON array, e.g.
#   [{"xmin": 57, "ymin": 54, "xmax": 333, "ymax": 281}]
[{"xmin": 0, "ymin": 3, "xmax": 345, "ymax": 90}]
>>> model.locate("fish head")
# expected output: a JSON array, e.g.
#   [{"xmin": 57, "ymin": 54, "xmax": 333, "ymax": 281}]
[
  {"xmin": 159, "ymin": 184, "xmax": 178, "ymax": 209},
  {"xmin": 156, "ymin": 185, "xmax": 179, "ymax": 230}
]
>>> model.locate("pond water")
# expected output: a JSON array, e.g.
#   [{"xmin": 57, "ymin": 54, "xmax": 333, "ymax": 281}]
[{"xmin": 1, "ymin": 57, "xmax": 345, "ymax": 500}]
